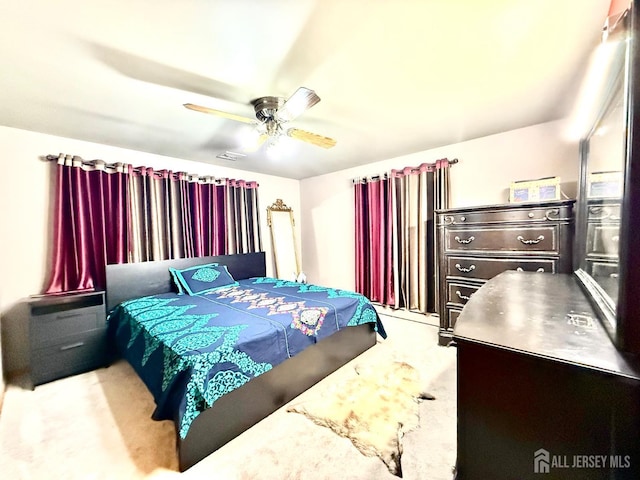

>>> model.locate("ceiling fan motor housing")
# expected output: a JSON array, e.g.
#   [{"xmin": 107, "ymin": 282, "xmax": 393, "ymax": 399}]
[{"xmin": 252, "ymin": 96, "xmax": 285, "ymax": 122}]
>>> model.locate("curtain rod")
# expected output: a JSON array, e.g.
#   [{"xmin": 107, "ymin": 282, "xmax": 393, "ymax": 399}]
[
  {"xmin": 351, "ymin": 157, "xmax": 458, "ymax": 184},
  {"xmin": 43, "ymin": 154, "xmax": 250, "ymax": 185}
]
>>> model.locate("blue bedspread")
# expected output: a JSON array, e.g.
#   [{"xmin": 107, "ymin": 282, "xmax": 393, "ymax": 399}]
[{"xmin": 107, "ymin": 277, "xmax": 386, "ymax": 438}]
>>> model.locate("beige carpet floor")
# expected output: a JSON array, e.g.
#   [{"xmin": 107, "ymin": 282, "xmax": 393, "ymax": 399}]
[{"xmin": 0, "ymin": 316, "xmax": 457, "ymax": 480}]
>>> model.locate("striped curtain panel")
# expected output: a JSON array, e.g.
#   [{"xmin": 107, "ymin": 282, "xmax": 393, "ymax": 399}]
[
  {"xmin": 224, "ymin": 179, "xmax": 263, "ymax": 254},
  {"xmin": 391, "ymin": 159, "xmax": 451, "ymax": 313},
  {"xmin": 128, "ymin": 167, "xmax": 190, "ymax": 262},
  {"xmin": 354, "ymin": 158, "xmax": 451, "ymax": 314},
  {"xmin": 128, "ymin": 171, "xmax": 262, "ymax": 261},
  {"xmin": 44, "ymin": 154, "xmax": 262, "ymax": 294}
]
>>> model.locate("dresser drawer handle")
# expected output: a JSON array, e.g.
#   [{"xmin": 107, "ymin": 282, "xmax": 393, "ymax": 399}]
[
  {"xmin": 612, "ymin": 235, "xmax": 619, "ymax": 243},
  {"xmin": 455, "ymin": 290, "xmax": 471, "ymax": 301},
  {"xmin": 516, "ymin": 267, "xmax": 545, "ymax": 273},
  {"xmin": 588, "ymin": 206, "xmax": 620, "ymax": 221},
  {"xmin": 455, "ymin": 264, "xmax": 476, "ymax": 273},
  {"xmin": 454, "ymin": 235, "xmax": 475, "ymax": 244},
  {"xmin": 59, "ymin": 341, "xmax": 85, "ymax": 351},
  {"xmin": 517, "ymin": 235, "xmax": 544, "ymax": 245}
]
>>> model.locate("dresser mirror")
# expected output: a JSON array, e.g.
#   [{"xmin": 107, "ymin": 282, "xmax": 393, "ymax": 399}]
[{"xmin": 575, "ymin": 4, "xmax": 640, "ymax": 354}]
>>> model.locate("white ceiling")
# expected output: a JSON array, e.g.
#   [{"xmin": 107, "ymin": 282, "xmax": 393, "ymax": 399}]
[{"xmin": 0, "ymin": 0, "xmax": 610, "ymax": 179}]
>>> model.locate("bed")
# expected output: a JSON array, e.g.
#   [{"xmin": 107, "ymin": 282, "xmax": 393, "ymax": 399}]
[{"xmin": 105, "ymin": 252, "xmax": 385, "ymax": 471}]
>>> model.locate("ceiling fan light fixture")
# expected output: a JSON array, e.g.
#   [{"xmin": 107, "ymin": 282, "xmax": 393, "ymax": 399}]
[
  {"xmin": 184, "ymin": 86, "xmax": 335, "ymax": 150},
  {"xmin": 264, "ymin": 118, "xmax": 283, "ymax": 137},
  {"xmin": 275, "ymin": 87, "xmax": 321, "ymax": 122},
  {"xmin": 265, "ymin": 134, "xmax": 295, "ymax": 159}
]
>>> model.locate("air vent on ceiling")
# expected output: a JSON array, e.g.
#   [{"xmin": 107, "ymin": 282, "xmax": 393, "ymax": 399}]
[{"xmin": 216, "ymin": 151, "xmax": 247, "ymax": 161}]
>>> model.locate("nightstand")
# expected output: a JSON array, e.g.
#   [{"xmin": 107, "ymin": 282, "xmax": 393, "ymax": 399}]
[{"xmin": 28, "ymin": 290, "xmax": 107, "ymax": 387}]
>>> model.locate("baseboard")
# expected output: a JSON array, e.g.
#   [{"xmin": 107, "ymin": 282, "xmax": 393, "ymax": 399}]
[{"xmin": 373, "ymin": 305, "xmax": 439, "ymax": 327}]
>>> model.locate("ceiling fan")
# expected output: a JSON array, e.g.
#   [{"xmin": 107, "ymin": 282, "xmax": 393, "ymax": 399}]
[{"xmin": 184, "ymin": 87, "xmax": 337, "ymax": 151}]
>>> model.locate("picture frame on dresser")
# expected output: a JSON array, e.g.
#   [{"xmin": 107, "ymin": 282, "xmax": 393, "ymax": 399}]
[{"xmin": 574, "ymin": 4, "xmax": 640, "ymax": 355}]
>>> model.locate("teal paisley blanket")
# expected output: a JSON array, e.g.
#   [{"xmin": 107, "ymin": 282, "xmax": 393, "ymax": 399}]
[{"xmin": 107, "ymin": 277, "xmax": 386, "ymax": 439}]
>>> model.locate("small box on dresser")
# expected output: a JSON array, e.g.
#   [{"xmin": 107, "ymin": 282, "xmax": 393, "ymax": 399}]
[
  {"xmin": 28, "ymin": 290, "xmax": 107, "ymax": 387},
  {"xmin": 436, "ymin": 200, "xmax": 575, "ymax": 346}
]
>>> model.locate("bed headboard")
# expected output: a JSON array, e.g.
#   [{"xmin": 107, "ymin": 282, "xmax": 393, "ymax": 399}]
[{"xmin": 105, "ymin": 252, "xmax": 266, "ymax": 312}]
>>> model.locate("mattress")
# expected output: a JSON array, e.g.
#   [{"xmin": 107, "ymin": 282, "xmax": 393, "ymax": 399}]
[{"xmin": 107, "ymin": 277, "xmax": 386, "ymax": 438}]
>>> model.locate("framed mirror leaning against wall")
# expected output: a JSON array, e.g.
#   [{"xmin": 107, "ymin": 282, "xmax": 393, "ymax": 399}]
[{"xmin": 267, "ymin": 199, "xmax": 302, "ymax": 281}]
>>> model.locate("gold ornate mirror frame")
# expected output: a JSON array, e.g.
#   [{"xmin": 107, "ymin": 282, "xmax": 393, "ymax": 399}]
[{"xmin": 267, "ymin": 199, "xmax": 301, "ymax": 279}]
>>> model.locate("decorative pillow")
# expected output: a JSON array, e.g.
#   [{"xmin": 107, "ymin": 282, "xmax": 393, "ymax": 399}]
[
  {"xmin": 169, "ymin": 266, "xmax": 191, "ymax": 295},
  {"xmin": 172, "ymin": 263, "xmax": 238, "ymax": 295}
]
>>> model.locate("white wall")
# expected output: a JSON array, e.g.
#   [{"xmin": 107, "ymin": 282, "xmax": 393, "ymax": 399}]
[
  {"xmin": 299, "ymin": 120, "xmax": 580, "ymax": 291},
  {"xmin": 0, "ymin": 119, "xmax": 580, "ymax": 375},
  {"xmin": 0, "ymin": 126, "xmax": 301, "ymax": 375},
  {"xmin": 0, "ymin": 305, "xmax": 4, "ymax": 410}
]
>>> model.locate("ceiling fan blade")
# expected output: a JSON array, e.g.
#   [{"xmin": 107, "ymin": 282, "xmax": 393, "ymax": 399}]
[
  {"xmin": 184, "ymin": 103, "xmax": 257, "ymax": 124},
  {"xmin": 87, "ymin": 42, "xmax": 251, "ymax": 104},
  {"xmin": 275, "ymin": 87, "xmax": 321, "ymax": 122},
  {"xmin": 286, "ymin": 128, "xmax": 337, "ymax": 149}
]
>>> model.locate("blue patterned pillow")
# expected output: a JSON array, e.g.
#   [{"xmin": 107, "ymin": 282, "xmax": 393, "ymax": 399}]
[
  {"xmin": 169, "ymin": 266, "xmax": 193, "ymax": 295},
  {"xmin": 173, "ymin": 263, "xmax": 238, "ymax": 295}
]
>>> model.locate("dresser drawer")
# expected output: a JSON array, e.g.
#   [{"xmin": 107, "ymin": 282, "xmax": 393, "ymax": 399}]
[
  {"xmin": 586, "ymin": 224, "xmax": 620, "ymax": 257},
  {"xmin": 446, "ymin": 256, "xmax": 556, "ymax": 280},
  {"xmin": 446, "ymin": 307, "xmax": 462, "ymax": 332},
  {"xmin": 447, "ymin": 282, "xmax": 481, "ymax": 307},
  {"xmin": 31, "ymin": 329, "xmax": 107, "ymax": 386},
  {"xmin": 586, "ymin": 260, "xmax": 619, "ymax": 279},
  {"xmin": 439, "ymin": 204, "xmax": 572, "ymax": 226},
  {"xmin": 587, "ymin": 203, "xmax": 621, "ymax": 222},
  {"xmin": 445, "ymin": 225, "xmax": 558, "ymax": 254},
  {"xmin": 30, "ymin": 304, "xmax": 104, "ymax": 349}
]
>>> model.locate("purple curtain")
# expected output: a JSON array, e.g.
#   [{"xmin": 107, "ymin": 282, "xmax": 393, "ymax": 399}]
[
  {"xmin": 44, "ymin": 155, "xmax": 262, "ymax": 295},
  {"xmin": 45, "ymin": 155, "xmax": 129, "ymax": 293},
  {"xmin": 189, "ymin": 180, "xmax": 226, "ymax": 257},
  {"xmin": 354, "ymin": 177, "xmax": 395, "ymax": 305},
  {"xmin": 354, "ymin": 159, "xmax": 451, "ymax": 313}
]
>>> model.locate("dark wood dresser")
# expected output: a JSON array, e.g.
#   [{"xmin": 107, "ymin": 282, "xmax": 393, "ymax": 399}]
[
  {"xmin": 453, "ymin": 271, "xmax": 640, "ymax": 480},
  {"xmin": 436, "ymin": 200, "xmax": 574, "ymax": 346},
  {"xmin": 28, "ymin": 291, "xmax": 107, "ymax": 387}
]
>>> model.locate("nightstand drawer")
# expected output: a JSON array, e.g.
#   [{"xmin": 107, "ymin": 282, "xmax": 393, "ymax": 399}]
[
  {"xmin": 30, "ymin": 305, "xmax": 104, "ymax": 349},
  {"xmin": 28, "ymin": 291, "xmax": 107, "ymax": 386},
  {"xmin": 31, "ymin": 329, "xmax": 107, "ymax": 386}
]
